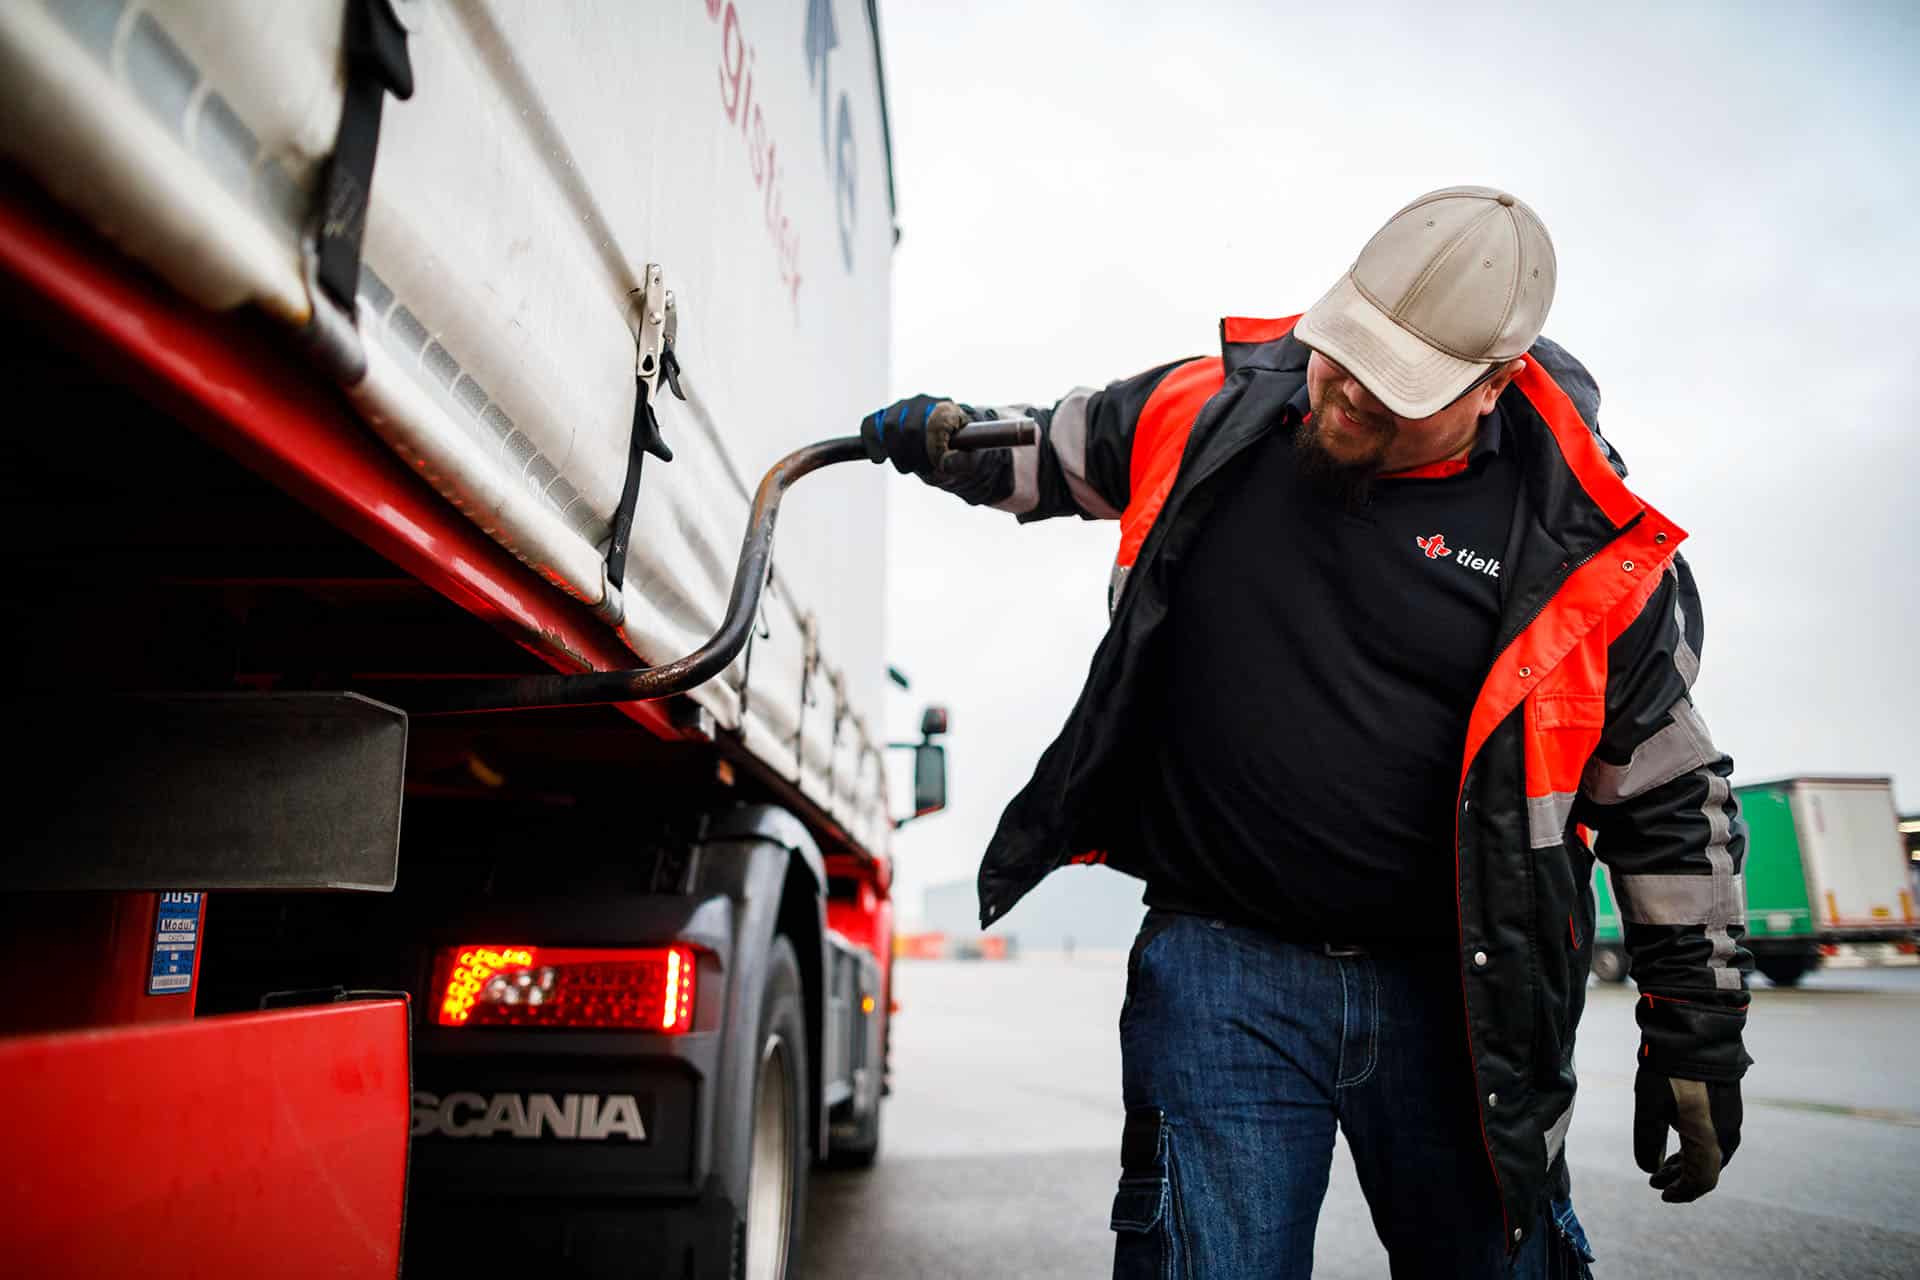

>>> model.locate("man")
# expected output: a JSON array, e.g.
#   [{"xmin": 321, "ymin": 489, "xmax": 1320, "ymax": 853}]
[{"xmin": 863, "ymin": 187, "xmax": 1751, "ymax": 1278}]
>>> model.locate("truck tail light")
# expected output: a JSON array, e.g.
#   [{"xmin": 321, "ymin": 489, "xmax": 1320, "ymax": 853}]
[{"xmin": 431, "ymin": 944, "xmax": 696, "ymax": 1032}]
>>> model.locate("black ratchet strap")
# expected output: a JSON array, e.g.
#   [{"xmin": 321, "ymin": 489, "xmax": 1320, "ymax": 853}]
[
  {"xmin": 605, "ymin": 344, "xmax": 684, "ymax": 592},
  {"xmin": 315, "ymin": 0, "xmax": 414, "ymax": 311}
]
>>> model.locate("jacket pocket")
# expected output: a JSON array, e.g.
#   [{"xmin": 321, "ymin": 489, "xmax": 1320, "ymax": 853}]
[{"xmin": 1525, "ymin": 691, "xmax": 1607, "ymax": 838}]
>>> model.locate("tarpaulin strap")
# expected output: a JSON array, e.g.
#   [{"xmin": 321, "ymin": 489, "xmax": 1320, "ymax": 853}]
[
  {"xmin": 790, "ymin": 613, "xmax": 821, "ymax": 779},
  {"xmin": 734, "ymin": 578, "xmax": 774, "ymax": 725},
  {"xmin": 605, "ymin": 343, "xmax": 682, "ymax": 592},
  {"xmin": 314, "ymin": 0, "xmax": 414, "ymax": 311},
  {"xmin": 825, "ymin": 672, "xmax": 849, "ymax": 801}
]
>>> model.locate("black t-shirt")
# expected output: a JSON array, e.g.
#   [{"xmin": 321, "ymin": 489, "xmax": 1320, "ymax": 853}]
[{"xmin": 1139, "ymin": 409, "xmax": 1520, "ymax": 942}]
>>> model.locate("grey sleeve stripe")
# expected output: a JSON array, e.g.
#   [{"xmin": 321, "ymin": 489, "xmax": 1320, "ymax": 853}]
[
  {"xmin": 989, "ymin": 408, "xmax": 1041, "ymax": 515},
  {"xmin": 1600, "ymin": 749, "xmax": 1747, "ymax": 991},
  {"xmin": 1614, "ymin": 871, "xmax": 1747, "ymax": 927},
  {"xmin": 1672, "ymin": 569, "xmax": 1700, "ymax": 689},
  {"xmin": 1702, "ymin": 773, "xmax": 1746, "ymax": 991},
  {"xmin": 1543, "ymin": 1098, "xmax": 1575, "ymax": 1167},
  {"xmin": 1527, "ymin": 790, "xmax": 1578, "ymax": 849},
  {"xmin": 1582, "ymin": 699, "xmax": 1718, "ymax": 805},
  {"xmin": 1048, "ymin": 388, "xmax": 1121, "ymax": 519}
]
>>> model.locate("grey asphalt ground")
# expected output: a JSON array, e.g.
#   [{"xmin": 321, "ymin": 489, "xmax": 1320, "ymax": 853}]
[{"xmin": 797, "ymin": 954, "xmax": 1920, "ymax": 1278}]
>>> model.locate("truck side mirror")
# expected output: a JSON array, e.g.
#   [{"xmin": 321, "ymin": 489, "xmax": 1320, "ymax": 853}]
[
  {"xmin": 912, "ymin": 743, "xmax": 947, "ymax": 819},
  {"xmin": 891, "ymin": 704, "xmax": 951, "ymax": 828}
]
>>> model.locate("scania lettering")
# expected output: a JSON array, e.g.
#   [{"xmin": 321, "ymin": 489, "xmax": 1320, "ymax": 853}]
[
  {"xmin": 413, "ymin": 1092, "xmax": 649, "ymax": 1142},
  {"xmin": 0, "ymin": 3, "xmax": 923, "ymax": 1277}
]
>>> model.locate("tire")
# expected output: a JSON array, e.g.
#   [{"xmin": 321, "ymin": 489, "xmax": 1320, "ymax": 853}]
[
  {"xmin": 1591, "ymin": 944, "xmax": 1629, "ymax": 984},
  {"xmin": 745, "ymin": 935, "xmax": 809, "ymax": 1280},
  {"xmin": 1756, "ymin": 953, "xmax": 1816, "ymax": 987}
]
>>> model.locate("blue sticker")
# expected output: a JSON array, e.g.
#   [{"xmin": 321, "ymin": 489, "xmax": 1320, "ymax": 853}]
[{"xmin": 148, "ymin": 891, "xmax": 202, "ymax": 995}]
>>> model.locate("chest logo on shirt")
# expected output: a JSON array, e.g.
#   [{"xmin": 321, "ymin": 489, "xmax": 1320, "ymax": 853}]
[{"xmin": 1415, "ymin": 532, "xmax": 1500, "ymax": 578}]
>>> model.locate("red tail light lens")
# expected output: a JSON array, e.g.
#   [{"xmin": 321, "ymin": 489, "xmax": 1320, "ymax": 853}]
[{"xmin": 432, "ymin": 944, "xmax": 697, "ymax": 1031}]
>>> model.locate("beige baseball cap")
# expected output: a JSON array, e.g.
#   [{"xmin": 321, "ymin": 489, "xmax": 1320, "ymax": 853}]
[{"xmin": 1294, "ymin": 186, "xmax": 1557, "ymax": 419}]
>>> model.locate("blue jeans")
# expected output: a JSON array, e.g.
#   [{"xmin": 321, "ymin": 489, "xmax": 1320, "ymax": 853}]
[{"xmin": 1113, "ymin": 910, "xmax": 1595, "ymax": 1279}]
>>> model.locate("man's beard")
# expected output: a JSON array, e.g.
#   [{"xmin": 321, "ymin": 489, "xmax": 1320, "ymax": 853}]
[{"xmin": 1294, "ymin": 391, "xmax": 1398, "ymax": 510}]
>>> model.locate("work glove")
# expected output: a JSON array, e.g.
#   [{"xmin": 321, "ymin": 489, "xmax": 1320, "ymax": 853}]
[
  {"xmin": 1633, "ymin": 1065, "xmax": 1742, "ymax": 1202},
  {"xmin": 861, "ymin": 394, "xmax": 988, "ymax": 477},
  {"xmin": 860, "ymin": 395, "xmax": 1011, "ymax": 508}
]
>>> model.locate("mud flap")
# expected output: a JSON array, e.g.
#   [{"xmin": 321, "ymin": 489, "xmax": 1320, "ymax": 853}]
[{"xmin": 1110, "ymin": 1106, "xmax": 1184, "ymax": 1279}]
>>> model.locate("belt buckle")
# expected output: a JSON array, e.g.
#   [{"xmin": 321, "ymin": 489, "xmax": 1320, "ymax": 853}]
[{"xmin": 1322, "ymin": 942, "xmax": 1366, "ymax": 958}]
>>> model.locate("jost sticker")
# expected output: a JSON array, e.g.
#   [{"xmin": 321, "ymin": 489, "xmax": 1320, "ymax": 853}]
[{"xmin": 148, "ymin": 892, "xmax": 203, "ymax": 995}]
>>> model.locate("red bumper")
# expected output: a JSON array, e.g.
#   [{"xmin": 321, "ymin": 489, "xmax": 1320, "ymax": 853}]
[{"xmin": 1, "ymin": 999, "xmax": 412, "ymax": 1278}]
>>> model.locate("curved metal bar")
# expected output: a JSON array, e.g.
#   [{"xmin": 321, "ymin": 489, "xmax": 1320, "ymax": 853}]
[{"xmin": 407, "ymin": 420, "xmax": 1034, "ymax": 715}]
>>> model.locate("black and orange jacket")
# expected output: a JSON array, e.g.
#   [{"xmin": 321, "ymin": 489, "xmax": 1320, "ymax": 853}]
[{"xmin": 954, "ymin": 315, "xmax": 1752, "ymax": 1247}]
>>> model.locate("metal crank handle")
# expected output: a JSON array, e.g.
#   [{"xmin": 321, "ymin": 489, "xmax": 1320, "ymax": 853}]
[
  {"xmin": 947, "ymin": 416, "xmax": 1038, "ymax": 451},
  {"xmin": 402, "ymin": 418, "xmax": 1036, "ymax": 716}
]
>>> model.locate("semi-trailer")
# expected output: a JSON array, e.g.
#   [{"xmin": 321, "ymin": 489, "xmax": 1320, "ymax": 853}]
[
  {"xmin": 1591, "ymin": 776, "xmax": 1917, "ymax": 987},
  {"xmin": 0, "ymin": 2, "xmax": 926, "ymax": 1275}
]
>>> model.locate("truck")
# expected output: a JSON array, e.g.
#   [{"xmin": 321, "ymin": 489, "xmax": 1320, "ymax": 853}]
[
  {"xmin": 1591, "ymin": 776, "xmax": 1918, "ymax": 988},
  {"xmin": 0, "ymin": 2, "xmax": 940, "ymax": 1275}
]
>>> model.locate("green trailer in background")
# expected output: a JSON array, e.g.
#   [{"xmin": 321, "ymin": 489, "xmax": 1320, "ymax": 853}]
[{"xmin": 1591, "ymin": 776, "xmax": 1918, "ymax": 987}]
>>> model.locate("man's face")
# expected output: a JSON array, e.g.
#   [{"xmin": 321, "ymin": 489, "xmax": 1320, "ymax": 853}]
[{"xmin": 1301, "ymin": 350, "xmax": 1515, "ymax": 483}]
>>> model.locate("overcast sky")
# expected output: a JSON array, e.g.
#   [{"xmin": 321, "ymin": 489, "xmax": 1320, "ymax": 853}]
[{"xmin": 875, "ymin": 0, "xmax": 1920, "ymax": 922}]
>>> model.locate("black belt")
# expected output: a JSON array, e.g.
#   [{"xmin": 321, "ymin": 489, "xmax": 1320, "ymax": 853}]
[{"xmin": 1142, "ymin": 904, "xmax": 1444, "ymax": 956}]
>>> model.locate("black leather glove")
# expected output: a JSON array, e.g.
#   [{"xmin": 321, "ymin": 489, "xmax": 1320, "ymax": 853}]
[
  {"xmin": 1633, "ymin": 1065, "xmax": 1742, "ymax": 1202},
  {"xmin": 860, "ymin": 394, "xmax": 986, "ymax": 476}
]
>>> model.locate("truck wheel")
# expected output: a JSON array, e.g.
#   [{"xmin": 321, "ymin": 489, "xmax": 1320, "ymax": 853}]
[
  {"xmin": 1756, "ymin": 954, "xmax": 1816, "ymax": 987},
  {"xmin": 1591, "ymin": 944, "xmax": 1629, "ymax": 984},
  {"xmin": 746, "ymin": 935, "xmax": 809, "ymax": 1280}
]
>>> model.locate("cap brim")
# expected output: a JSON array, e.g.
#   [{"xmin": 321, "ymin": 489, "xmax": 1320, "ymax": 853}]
[{"xmin": 1293, "ymin": 272, "xmax": 1491, "ymax": 419}]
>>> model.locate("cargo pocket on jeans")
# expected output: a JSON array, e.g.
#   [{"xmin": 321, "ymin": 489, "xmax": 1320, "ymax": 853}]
[
  {"xmin": 1547, "ymin": 1195, "xmax": 1596, "ymax": 1280},
  {"xmin": 1110, "ymin": 1107, "xmax": 1184, "ymax": 1280}
]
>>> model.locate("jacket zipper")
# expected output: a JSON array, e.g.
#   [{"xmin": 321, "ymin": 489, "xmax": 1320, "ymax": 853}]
[
  {"xmin": 1451, "ymin": 521, "xmax": 1631, "ymax": 1254},
  {"xmin": 1484, "ymin": 515, "xmax": 1636, "ymax": 671}
]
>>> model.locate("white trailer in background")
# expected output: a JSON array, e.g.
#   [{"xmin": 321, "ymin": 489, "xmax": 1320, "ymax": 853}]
[{"xmin": 1592, "ymin": 776, "xmax": 1917, "ymax": 987}]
